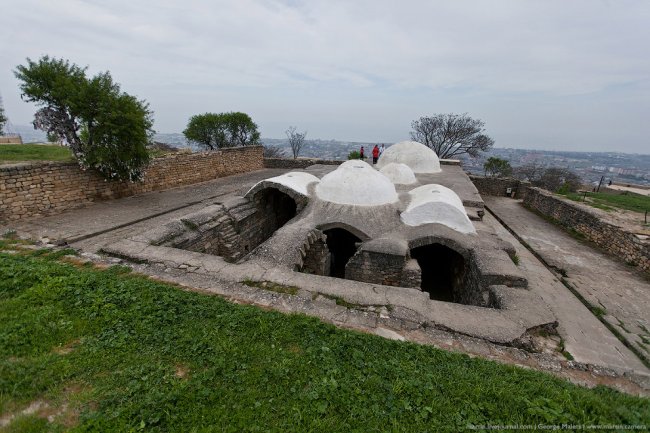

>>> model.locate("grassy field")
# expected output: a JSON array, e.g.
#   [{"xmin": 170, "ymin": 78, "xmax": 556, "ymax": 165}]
[
  {"xmin": 563, "ymin": 191, "xmax": 650, "ymax": 213},
  {"xmin": 0, "ymin": 144, "xmax": 74, "ymax": 163},
  {"xmin": 0, "ymin": 239, "xmax": 648, "ymax": 432}
]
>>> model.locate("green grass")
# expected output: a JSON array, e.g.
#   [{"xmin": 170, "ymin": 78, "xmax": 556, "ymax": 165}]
[
  {"xmin": 562, "ymin": 191, "xmax": 650, "ymax": 214},
  {"xmin": 0, "ymin": 242, "xmax": 648, "ymax": 432},
  {"xmin": 0, "ymin": 144, "xmax": 74, "ymax": 163}
]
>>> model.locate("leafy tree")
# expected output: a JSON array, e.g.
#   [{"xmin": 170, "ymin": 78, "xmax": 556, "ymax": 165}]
[
  {"xmin": 286, "ymin": 126, "xmax": 307, "ymax": 159},
  {"xmin": 0, "ymin": 94, "xmax": 7, "ymax": 133},
  {"xmin": 46, "ymin": 131, "xmax": 59, "ymax": 143},
  {"xmin": 410, "ymin": 113, "xmax": 494, "ymax": 159},
  {"xmin": 14, "ymin": 56, "xmax": 152, "ymax": 181},
  {"xmin": 483, "ymin": 157, "xmax": 512, "ymax": 177},
  {"xmin": 183, "ymin": 112, "xmax": 260, "ymax": 150}
]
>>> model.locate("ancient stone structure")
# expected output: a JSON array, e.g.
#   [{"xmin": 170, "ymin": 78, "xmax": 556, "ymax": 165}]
[
  {"xmin": 0, "ymin": 146, "xmax": 263, "ymax": 222},
  {"xmin": 140, "ymin": 141, "xmax": 528, "ymax": 309}
]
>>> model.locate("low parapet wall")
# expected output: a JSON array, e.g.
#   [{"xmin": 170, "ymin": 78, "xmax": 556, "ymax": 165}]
[
  {"xmin": 469, "ymin": 175, "xmax": 527, "ymax": 198},
  {"xmin": 0, "ymin": 136, "xmax": 23, "ymax": 144},
  {"xmin": 0, "ymin": 146, "xmax": 263, "ymax": 222},
  {"xmin": 523, "ymin": 187, "xmax": 649, "ymax": 273},
  {"xmin": 264, "ymin": 157, "xmax": 343, "ymax": 169}
]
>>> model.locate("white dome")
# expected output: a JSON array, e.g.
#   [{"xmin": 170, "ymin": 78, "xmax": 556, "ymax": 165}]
[
  {"xmin": 250, "ymin": 171, "xmax": 320, "ymax": 197},
  {"xmin": 400, "ymin": 184, "xmax": 475, "ymax": 234},
  {"xmin": 379, "ymin": 163, "xmax": 417, "ymax": 185},
  {"xmin": 316, "ymin": 160, "xmax": 398, "ymax": 206},
  {"xmin": 376, "ymin": 141, "xmax": 441, "ymax": 174}
]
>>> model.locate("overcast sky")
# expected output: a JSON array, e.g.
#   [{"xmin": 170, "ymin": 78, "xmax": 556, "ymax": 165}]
[{"xmin": 1, "ymin": 0, "xmax": 649, "ymax": 152}]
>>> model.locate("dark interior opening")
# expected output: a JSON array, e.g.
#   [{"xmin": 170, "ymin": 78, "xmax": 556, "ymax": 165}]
[
  {"xmin": 323, "ymin": 228, "xmax": 361, "ymax": 278},
  {"xmin": 258, "ymin": 188, "xmax": 297, "ymax": 233},
  {"xmin": 410, "ymin": 244, "xmax": 466, "ymax": 302}
]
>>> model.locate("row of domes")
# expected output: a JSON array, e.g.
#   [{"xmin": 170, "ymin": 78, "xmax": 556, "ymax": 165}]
[{"xmin": 248, "ymin": 140, "xmax": 475, "ymax": 234}]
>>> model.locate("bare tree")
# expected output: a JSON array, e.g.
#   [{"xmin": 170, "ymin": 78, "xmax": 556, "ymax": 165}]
[
  {"xmin": 536, "ymin": 167, "xmax": 582, "ymax": 193},
  {"xmin": 286, "ymin": 126, "xmax": 307, "ymax": 159},
  {"xmin": 512, "ymin": 162, "xmax": 545, "ymax": 182},
  {"xmin": 263, "ymin": 144, "xmax": 285, "ymax": 158},
  {"xmin": 410, "ymin": 113, "xmax": 494, "ymax": 159}
]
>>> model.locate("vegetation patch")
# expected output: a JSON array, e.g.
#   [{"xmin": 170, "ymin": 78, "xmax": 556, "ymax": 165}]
[
  {"xmin": 1, "ymin": 249, "xmax": 648, "ymax": 431},
  {"xmin": 241, "ymin": 279, "xmax": 299, "ymax": 295},
  {"xmin": 0, "ymin": 144, "xmax": 73, "ymax": 163},
  {"xmin": 562, "ymin": 191, "xmax": 650, "ymax": 214}
]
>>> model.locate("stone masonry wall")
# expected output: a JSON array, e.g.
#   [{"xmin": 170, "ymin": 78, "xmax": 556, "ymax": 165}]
[
  {"xmin": 469, "ymin": 175, "xmax": 527, "ymax": 198},
  {"xmin": 523, "ymin": 187, "xmax": 649, "ymax": 273},
  {"xmin": 346, "ymin": 250, "xmax": 407, "ymax": 287},
  {"xmin": 0, "ymin": 146, "xmax": 264, "ymax": 222},
  {"xmin": 264, "ymin": 158, "xmax": 343, "ymax": 169}
]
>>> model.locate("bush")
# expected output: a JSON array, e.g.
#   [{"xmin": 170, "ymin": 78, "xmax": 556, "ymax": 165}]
[{"xmin": 348, "ymin": 150, "xmax": 360, "ymax": 160}]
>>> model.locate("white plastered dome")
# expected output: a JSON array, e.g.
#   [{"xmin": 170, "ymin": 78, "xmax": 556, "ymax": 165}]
[
  {"xmin": 316, "ymin": 160, "xmax": 398, "ymax": 206},
  {"xmin": 379, "ymin": 163, "xmax": 417, "ymax": 185},
  {"xmin": 400, "ymin": 184, "xmax": 476, "ymax": 234},
  {"xmin": 376, "ymin": 141, "xmax": 441, "ymax": 174}
]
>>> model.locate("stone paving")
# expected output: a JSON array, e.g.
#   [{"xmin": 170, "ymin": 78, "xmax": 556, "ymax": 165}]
[
  {"xmin": 483, "ymin": 210, "xmax": 647, "ymax": 374},
  {"xmin": 3, "ymin": 168, "xmax": 650, "ymax": 393},
  {"xmin": 485, "ymin": 196, "xmax": 650, "ymax": 369}
]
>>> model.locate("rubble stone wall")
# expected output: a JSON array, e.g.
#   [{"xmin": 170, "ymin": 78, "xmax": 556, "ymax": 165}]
[
  {"xmin": 523, "ymin": 187, "xmax": 649, "ymax": 273},
  {"xmin": 263, "ymin": 158, "xmax": 343, "ymax": 169},
  {"xmin": 0, "ymin": 146, "xmax": 264, "ymax": 222},
  {"xmin": 345, "ymin": 250, "xmax": 407, "ymax": 287},
  {"xmin": 469, "ymin": 175, "xmax": 527, "ymax": 198}
]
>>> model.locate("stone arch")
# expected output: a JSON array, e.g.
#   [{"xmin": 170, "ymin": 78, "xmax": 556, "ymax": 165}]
[
  {"xmin": 316, "ymin": 222, "xmax": 371, "ymax": 242},
  {"xmin": 407, "ymin": 235, "xmax": 471, "ymax": 260},
  {"xmin": 321, "ymin": 227, "xmax": 363, "ymax": 278},
  {"xmin": 245, "ymin": 182, "xmax": 309, "ymax": 212},
  {"xmin": 253, "ymin": 187, "xmax": 299, "ymax": 231},
  {"xmin": 409, "ymin": 243, "xmax": 467, "ymax": 302}
]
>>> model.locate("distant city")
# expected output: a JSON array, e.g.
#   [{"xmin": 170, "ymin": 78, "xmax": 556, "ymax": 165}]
[{"xmin": 11, "ymin": 125, "xmax": 650, "ymax": 187}]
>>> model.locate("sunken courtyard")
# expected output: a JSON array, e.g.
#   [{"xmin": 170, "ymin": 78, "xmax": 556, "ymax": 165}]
[{"xmin": 104, "ymin": 141, "xmax": 555, "ymax": 347}]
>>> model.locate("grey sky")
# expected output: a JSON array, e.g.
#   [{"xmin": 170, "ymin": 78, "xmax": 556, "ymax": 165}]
[{"xmin": 1, "ymin": 0, "xmax": 648, "ymax": 152}]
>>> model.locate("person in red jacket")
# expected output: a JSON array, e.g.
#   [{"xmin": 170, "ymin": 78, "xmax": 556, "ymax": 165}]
[
  {"xmin": 372, "ymin": 144, "xmax": 380, "ymax": 164},
  {"xmin": 359, "ymin": 146, "xmax": 365, "ymax": 160}
]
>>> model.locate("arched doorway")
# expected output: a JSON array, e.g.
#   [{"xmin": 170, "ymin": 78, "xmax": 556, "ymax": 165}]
[
  {"xmin": 256, "ymin": 188, "xmax": 297, "ymax": 233},
  {"xmin": 323, "ymin": 228, "xmax": 361, "ymax": 278},
  {"xmin": 410, "ymin": 243, "xmax": 466, "ymax": 302}
]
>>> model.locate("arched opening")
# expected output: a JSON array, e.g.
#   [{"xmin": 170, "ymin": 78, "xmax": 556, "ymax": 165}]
[
  {"xmin": 256, "ymin": 188, "xmax": 297, "ymax": 234},
  {"xmin": 410, "ymin": 244, "xmax": 466, "ymax": 302},
  {"xmin": 323, "ymin": 228, "xmax": 361, "ymax": 278}
]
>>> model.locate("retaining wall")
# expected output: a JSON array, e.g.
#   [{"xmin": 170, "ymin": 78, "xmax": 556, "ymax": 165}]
[
  {"xmin": 263, "ymin": 157, "xmax": 344, "ymax": 169},
  {"xmin": 469, "ymin": 175, "xmax": 527, "ymax": 198},
  {"xmin": 0, "ymin": 146, "xmax": 264, "ymax": 222},
  {"xmin": 523, "ymin": 187, "xmax": 649, "ymax": 273}
]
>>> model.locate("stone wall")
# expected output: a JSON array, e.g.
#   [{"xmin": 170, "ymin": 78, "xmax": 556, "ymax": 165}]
[
  {"xmin": 0, "ymin": 136, "xmax": 23, "ymax": 144},
  {"xmin": 523, "ymin": 187, "xmax": 649, "ymax": 273},
  {"xmin": 469, "ymin": 175, "xmax": 527, "ymax": 198},
  {"xmin": 346, "ymin": 250, "xmax": 407, "ymax": 287},
  {"xmin": 264, "ymin": 158, "xmax": 344, "ymax": 169},
  {"xmin": 0, "ymin": 146, "xmax": 264, "ymax": 222}
]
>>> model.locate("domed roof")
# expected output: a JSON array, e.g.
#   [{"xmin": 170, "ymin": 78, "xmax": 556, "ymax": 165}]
[
  {"xmin": 246, "ymin": 171, "xmax": 320, "ymax": 198},
  {"xmin": 315, "ymin": 160, "xmax": 398, "ymax": 206},
  {"xmin": 376, "ymin": 141, "xmax": 441, "ymax": 174},
  {"xmin": 400, "ymin": 184, "xmax": 475, "ymax": 234},
  {"xmin": 379, "ymin": 163, "xmax": 417, "ymax": 185}
]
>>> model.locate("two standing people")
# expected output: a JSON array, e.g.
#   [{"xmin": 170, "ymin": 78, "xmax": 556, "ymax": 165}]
[{"xmin": 359, "ymin": 144, "xmax": 383, "ymax": 164}]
